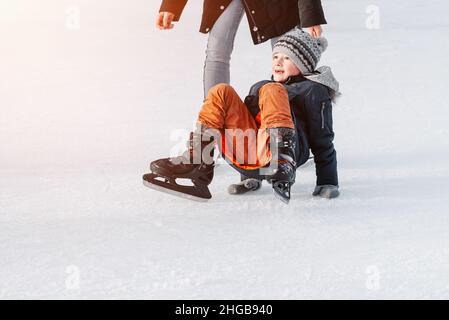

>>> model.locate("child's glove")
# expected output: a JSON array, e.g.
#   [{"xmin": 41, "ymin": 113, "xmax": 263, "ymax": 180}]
[
  {"xmin": 228, "ymin": 178, "xmax": 262, "ymax": 195},
  {"xmin": 312, "ymin": 185, "xmax": 340, "ymax": 199}
]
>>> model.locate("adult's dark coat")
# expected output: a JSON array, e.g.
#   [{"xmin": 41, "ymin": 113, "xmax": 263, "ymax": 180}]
[{"xmin": 159, "ymin": 0, "xmax": 327, "ymax": 44}]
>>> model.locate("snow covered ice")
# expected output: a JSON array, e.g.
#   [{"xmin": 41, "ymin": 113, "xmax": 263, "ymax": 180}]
[{"xmin": 1, "ymin": 0, "xmax": 449, "ymax": 299}]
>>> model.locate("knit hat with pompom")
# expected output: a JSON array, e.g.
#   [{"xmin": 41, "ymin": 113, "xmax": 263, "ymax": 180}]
[{"xmin": 273, "ymin": 27, "xmax": 328, "ymax": 75}]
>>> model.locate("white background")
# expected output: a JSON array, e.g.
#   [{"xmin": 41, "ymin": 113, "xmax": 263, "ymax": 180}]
[{"xmin": 1, "ymin": 0, "xmax": 449, "ymax": 298}]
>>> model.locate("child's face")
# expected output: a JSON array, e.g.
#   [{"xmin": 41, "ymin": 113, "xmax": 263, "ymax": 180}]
[{"xmin": 272, "ymin": 52, "xmax": 301, "ymax": 82}]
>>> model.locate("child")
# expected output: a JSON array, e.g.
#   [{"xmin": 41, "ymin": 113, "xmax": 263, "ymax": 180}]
[{"xmin": 143, "ymin": 28, "xmax": 340, "ymax": 203}]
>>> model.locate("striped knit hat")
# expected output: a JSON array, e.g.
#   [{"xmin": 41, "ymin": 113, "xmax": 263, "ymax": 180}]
[{"xmin": 273, "ymin": 27, "xmax": 328, "ymax": 75}]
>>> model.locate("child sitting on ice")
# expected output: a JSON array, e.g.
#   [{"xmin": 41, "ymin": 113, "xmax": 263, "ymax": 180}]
[{"xmin": 143, "ymin": 28, "xmax": 340, "ymax": 203}]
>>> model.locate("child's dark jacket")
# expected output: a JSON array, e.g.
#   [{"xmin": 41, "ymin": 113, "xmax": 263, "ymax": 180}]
[{"xmin": 244, "ymin": 76, "xmax": 338, "ymax": 186}]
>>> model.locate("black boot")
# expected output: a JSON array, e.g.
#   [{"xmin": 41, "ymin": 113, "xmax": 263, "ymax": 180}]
[
  {"xmin": 143, "ymin": 127, "xmax": 217, "ymax": 201},
  {"xmin": 264, "ymin": 128, "xmax": 297, "ymax": 203}
]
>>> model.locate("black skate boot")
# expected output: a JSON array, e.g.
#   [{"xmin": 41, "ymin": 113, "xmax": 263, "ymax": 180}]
[
  {"xmin": 143, "ymin": 127, "xmax": 217, "ymax": 201},
  {"xmin": 264, "ymin": 128, "xmax": 297, "ymax": 204}
]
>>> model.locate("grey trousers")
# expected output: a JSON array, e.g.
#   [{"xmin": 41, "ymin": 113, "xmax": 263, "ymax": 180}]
[{"xmin": 204, "ymin": 0, "xmax": 280, "ymax": 98}]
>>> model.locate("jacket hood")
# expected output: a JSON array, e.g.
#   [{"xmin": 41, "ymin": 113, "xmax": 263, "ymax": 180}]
[{"xmin": 304, "ymin": 66, "xmax": 341, "ymax": 100}]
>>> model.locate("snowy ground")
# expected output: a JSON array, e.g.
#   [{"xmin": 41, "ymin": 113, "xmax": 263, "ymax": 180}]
[{"xmin": 1, "ymin": 0, "xmax": 449, "ymax": 299}]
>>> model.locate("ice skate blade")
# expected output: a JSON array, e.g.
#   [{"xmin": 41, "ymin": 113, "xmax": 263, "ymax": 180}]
[
  {"xmin": 143, "ymin": 180, "xmax": 210, "ymax": 203},
  {"xmin": 271, "ymin": 180, "xmax": 291, "ymax": 204},
  {"xmin": 273, "ymin": 189, "xmax": 290, "ymax": 204}
]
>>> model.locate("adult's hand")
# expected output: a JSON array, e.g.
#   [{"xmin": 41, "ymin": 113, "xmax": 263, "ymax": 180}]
[
  {"xmin": 156, "ymin": 12, "xmax": 176, "ymax": 30},
  {"xmin": 307, "ymin": 25, "xmax": 322, "ymax": 38}
]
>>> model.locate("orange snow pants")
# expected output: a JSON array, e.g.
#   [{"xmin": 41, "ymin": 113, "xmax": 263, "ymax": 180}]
[{"xmin": 197, "ymin": 83, "xmax": 294, "ymax": 170}]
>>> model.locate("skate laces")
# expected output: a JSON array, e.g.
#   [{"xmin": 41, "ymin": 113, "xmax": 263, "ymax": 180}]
[{"xmin": 176, "ymin": 131, "xmax": 216, "ymax": 165}]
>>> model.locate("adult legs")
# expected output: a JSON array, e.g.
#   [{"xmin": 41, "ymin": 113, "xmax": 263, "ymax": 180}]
[{"xmin": 203, "ymin": 0, "xmax": 245, "ymax": 98}]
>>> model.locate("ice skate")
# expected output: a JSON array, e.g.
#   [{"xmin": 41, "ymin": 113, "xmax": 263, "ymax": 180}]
[
  {"xmin": 265, "ymin": 128, "xmax": 297, "ymax": 204},
  {"xmin": 143, "ymin": 128, "xmax": 216, "ymax": 201}
]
